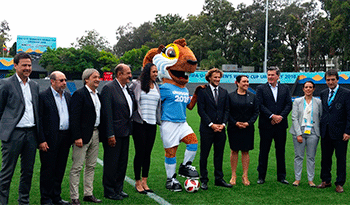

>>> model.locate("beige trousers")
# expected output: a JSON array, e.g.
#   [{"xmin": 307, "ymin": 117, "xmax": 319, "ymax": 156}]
[{"xmin": 69, "ymin": 129, "xmax": 99, "ymax": 199}]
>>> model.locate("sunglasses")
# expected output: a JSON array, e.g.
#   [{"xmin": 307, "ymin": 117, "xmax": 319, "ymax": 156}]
[{"xmin": 56, "ymin": 79, "xmax": 67, "ymax": 82}]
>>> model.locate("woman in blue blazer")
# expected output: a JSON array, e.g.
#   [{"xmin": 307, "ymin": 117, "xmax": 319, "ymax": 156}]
[{"xmin": 289, "ymin": 81, "xmax": 322, "ymax": 187}]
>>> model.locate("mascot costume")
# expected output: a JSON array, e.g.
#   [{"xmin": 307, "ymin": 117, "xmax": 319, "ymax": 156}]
[{"xmin": 143, "ymin": 39, "xmax": 199, "ymax": 192}]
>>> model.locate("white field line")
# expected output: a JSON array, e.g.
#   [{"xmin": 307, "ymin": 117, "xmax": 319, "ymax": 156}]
[{"xmin": 96, "ymin": 158, "xmax": 172, "ymax": 205}]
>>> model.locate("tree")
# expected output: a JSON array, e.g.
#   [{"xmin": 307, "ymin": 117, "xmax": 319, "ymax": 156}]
[
  {"xmin": 9, "ymin": 42, "xmax": 16, "ymax": 57},
  {"xmin": 73, "ymin": 29, "xmax": 112, "ymax": 52},
  {"xmin": 98, "ymin": 50, "xmax": 119, "ymax": 72},
  {"xmin": 119, "ymin": 45, "xmax": 150, "ymax": 71},
  {"xmin": 200, "ymin": 49, "xmax": 228, "ymax": 70},
  {"xmin": 113, "ymin": 22, "xmax": 153, "ymax": 57},
  {"xmin": 0, "ymin": 20, "xmax": 10, "ymax": 49},
  {"xmin": 39, "ymin": 46, "xmax": 106, "ymax": 79},
  {"xmin": 320, "ymin": 0, "xmax": 350, "ymax": 70}
]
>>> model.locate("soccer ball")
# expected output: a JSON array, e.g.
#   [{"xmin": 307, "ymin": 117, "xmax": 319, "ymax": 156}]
[{"xmin": 184, "ymin": 179, "xmax": 200, "ymax": 192}]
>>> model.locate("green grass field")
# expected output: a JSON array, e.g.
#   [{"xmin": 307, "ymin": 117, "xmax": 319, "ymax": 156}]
[{"xmin": 2, "ymin": 106, "xmax": 350, "ymax": 204}]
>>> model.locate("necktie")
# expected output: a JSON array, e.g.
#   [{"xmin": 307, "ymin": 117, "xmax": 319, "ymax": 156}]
[
  {"xmin": 214, "ymin": 88, "xmax": 218, "ymax": 105},
  {"xmin": 328, "ymin": 90, "xmax": 334, "ymax": 103}
]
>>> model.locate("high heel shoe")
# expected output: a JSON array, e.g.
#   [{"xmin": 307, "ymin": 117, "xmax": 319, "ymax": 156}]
[
  {"xmin": 242, "ymin": 175, "xmax": 250, "ymax": 186},
  {"xmin": 229, "ymin": 176, "xmax": 236, "ymax": 185},
  {"xmin": 308, "ymin": 181, "xmax": 316, "ymax": 187}
]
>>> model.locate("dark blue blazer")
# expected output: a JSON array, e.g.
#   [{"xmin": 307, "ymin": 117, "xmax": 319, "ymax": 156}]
[
  {"xmin": 100, "ymin": 80, "xmax": 136, "ymax": 140},
  {"xmin": 256, "ymin": 82, "xmax": 292, "ymax": 129},
  {"xmin": 70, "ymin": 86, "xmax": 101, "ymax": 144},
  {"xmin": 197, "ymin": 85, "xmax": 229, "ymax": 133},
  {"xmin": 39, "ymin": 87, "xmax": 71, "ymax": 148},
  {"xmin": 320, "ymin": 86, "xmax": 350, "ymax": 140}
]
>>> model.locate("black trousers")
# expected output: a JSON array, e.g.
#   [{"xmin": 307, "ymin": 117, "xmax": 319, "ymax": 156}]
[
  {"xmin": 320, "ymin": 129, "xmax": 348, "ymax": 186},
  {"xmin": 132, "ymin": 121, "xmax": 156, "ymax": 180},
  {"xmin": 103, "ymin": 136, "xmax": 129, "ymax": 197},
  {"xmin": 257, "ymin": 127, "xmax": 287, "ymax": 181},
  {"xmin": 0, "ymin": 127, "xmax": 37, "ymax": 205},
  {"xmin": 199, "ymin": 131, "xmax": 226, "ymax": 183},
  {"xmin": 39, "ymin": 130, "xmax": 71, "ymax": 204}
]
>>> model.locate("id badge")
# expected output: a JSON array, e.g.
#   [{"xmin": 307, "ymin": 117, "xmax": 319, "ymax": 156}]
[{"xmin": 304, "ymin": 126, "xmax": 311, "ymax": 135}]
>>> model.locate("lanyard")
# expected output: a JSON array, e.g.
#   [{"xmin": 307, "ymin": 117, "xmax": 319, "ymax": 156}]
[
  {"xmin": 303, "ymin": 98, "xmax": 313, "ymax": 125},
  {"xmin": 328, "ymin": 87, "xmax": 339, "ymax": 106}
]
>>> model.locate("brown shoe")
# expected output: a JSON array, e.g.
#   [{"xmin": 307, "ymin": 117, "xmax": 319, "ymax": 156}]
[
  {"xmin": 336, "ymin": 185, "xmax": 344, "ymax": 193},
  {"xmin": 71, "ymin": 199, "xmax": 81, "ymax": 205},
  {"xmin": 317, "ymin": 182, "xmax": 332, "ymax": 188},
  {"xmin": 83, "ymin": 195, "xmax": 102, "ymax": 203}
]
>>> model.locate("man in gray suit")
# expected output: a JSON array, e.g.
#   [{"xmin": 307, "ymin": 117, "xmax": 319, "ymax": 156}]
[{"xmin": 0, "ymin": 53, "xmax": 40, "ymax": 204}]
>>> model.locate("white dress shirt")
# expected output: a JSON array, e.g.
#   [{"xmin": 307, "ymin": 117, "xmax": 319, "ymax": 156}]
[
  {"xmin": 116, "ymin": 79, "xmax": 133, "ymax": 117},
  {"xmin": 16, "ymin": 73, "xmax": 35, "ymax": 128},
  {"xmin": 207, "ymin": 84, "xmax": 225, "ymax": 127},
  {"xmin": 269, "ymin": 83, "xmax": 279, "ymax": 119},
  {"xmin": 51, "ymin": 87, "xmax": 69, "ymax": 130},
  {"xmin": 85, "ymin": 85, "xmax": 101, "ymax": 127},
  {"xmin": 269, "ymin": 83, "xmax": 278, "ymax": 102}
]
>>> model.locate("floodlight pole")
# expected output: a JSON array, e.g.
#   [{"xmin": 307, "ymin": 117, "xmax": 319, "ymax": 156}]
[{"xmin": 263, "ymin": 0, "xmax": 269, "ymax": 73}]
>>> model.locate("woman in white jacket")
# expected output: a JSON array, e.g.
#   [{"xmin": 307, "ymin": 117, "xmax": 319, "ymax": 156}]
[
  {"xmin": 130, "ymin": 63, "xmax": 161, "ymax": 194},
  {"xmin": 289, "ymin": 81, "xmax": 322, "ymax": 187}
]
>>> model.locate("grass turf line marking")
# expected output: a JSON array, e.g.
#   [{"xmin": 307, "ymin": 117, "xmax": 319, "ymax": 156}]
[{"xmin": 96, "ymin": 158, "xmax": 172, "ymax": 205}]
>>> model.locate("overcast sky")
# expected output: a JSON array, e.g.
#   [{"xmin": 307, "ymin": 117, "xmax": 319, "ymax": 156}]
[{"xmin": 3, "ymin": 0, "xmax": 253, "ymax": 48}]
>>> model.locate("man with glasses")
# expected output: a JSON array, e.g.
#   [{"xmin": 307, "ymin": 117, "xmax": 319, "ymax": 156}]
[{"xmin": 38, "ymin": 71, "xmax": 71, "ymax": 204}]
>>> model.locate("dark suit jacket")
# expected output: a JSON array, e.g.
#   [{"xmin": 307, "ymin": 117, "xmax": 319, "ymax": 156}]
[
  {"xmin": 0, "ymin": 75, "xmax": 39, "ymax": 142},
  {"xmin": 100, "ymin": 80, "xmax": 136, "ymax": 141},
  {"xmin": 38, "ymin": 87, "xmax": 71, "ymax": 147},
  {"xmin": 320, "ymin": 86, "xmax": 350, "ymax": 140},
  {"xmin": 256, "ymin": 82, "xmax": 292, "ymax": 129},
  {"xmin": 197, "ymin": 85, "xmax": 229, "ymax": 134},
  {"xmin": 70, "ymin": 86, "xmax": 101, "ymax": 144}
]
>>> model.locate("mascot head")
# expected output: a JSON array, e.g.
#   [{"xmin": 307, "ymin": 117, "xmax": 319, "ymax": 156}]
[{"xmin": 143, "ymin": 39, "xmax": 197, "ymax": 87}]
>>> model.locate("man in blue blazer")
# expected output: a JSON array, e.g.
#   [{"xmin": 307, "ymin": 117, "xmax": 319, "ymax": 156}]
[
  {"xmin": 256, "ymin": 67, "xmax": 292, "ymax": 185},
  {"xmin": 100, "ymin": 64, "xmax": 136, "ymax": 200},
  {"xmin": 38, "ymin": 71, "xmax": 71, "ymax": 204},
  {"xmin": 197, "ymin": 68, "xmax": 231, "ymax": 190},
  {"xmin": 0, "ymin": 53, "xmax": 39, "ymax": 205},
  {"xmin": 69, "ymin": 69, "xmax": 102, "ymax": 204},
  {"xmin": 317, "ymin": 69, "xmax": 350, "ymax": 193}
]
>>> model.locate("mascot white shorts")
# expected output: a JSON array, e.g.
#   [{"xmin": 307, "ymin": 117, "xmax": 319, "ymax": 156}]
[{"xmin": 160, "ymin": 121, "xmax": 194, "ymax": 148}]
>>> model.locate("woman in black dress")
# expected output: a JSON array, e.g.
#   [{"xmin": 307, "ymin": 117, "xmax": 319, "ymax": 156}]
[{"xmin": 228, "ymin": 75, "xmax": 259, "ymax": 186}]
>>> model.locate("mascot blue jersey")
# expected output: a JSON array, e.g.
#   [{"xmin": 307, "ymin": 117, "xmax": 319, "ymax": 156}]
[{"xmin": 160, "ymin": 83, "xmax": 190, "ymax": 122}]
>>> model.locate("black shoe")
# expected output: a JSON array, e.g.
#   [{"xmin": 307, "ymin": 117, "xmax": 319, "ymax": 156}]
[
  {"xmin": 278, "ymin": 179, "xmax": 289, "ymax": 185},
  {"xmin": 135, "ymin": 187, "xmax": 147, "ymax": 194},
  {"xmin": 257, "ymin": 179, "xmax": 265, "ymax": 184},
  {"xmin": 215, "ymin": 179, "xmax": 233, "ymax": 188},
  {"xmin": 120, "ymin": 191, "xmax": 129, "ymax": 198},
  {"xmin": 178, "ymin": 161, "xmax": 199, "ymax": 179},
  {"xmin": 144, "ymin": 189, "xmax": 154, "ymax": 193},
  {"xmin": 71, "ymin": 199, "xmax": 80, "ymax": 205},
  {"xmin": 53, "ymin": 199, "xmax": 71, "ymax": 205},
  {"xmin": 104, "ymin": 194, "xmax": 123, "ymax": 200},
  {"xmin": 83, "ymin": 195, "xmax": 102, "ymax": 203},
  {"xmin": 166, "ymin": 174, "xmax": 183, "ymax": 192},
  {"xmin": 201, "ymin": 182, "xmax": 208, "ymax": 190}
]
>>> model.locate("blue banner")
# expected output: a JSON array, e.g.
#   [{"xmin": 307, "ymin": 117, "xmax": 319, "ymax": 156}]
[
  {"xmin": 189, "ymin": 71, "xmax": 350, "ymax": 84},
  {"xmin": 17, "ymin": 35, "xmax": 56, "ymax": 55},
  {"xmin": 0, "ymin": 58, "xmax": 13, "ymax": 70}
]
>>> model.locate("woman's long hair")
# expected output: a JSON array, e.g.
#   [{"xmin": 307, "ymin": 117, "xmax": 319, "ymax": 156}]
[{"xmin": 139, "ymin": 63, "xmax": 155, "ymax": 93}]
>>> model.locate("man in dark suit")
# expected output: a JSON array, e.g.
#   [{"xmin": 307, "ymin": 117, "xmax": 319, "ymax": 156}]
[
  {"xmin": 317, "ymin": 69, "xmax": 350, "ymax": 193},
  {"xmin": 0, "ymin": 53, "xmax": 39, "ymax": 205},
  {"xmin": 197, "ymin": 68, "xmax": 231, "ymax": 190},
  {"xmin": 69, "ymin": 69, "xmax": 102, "ymax": 205},
  {"xmin": 38, "ymin": 71, "xmax": 71, "ymax": 205},
  {"xmin": 256, "ymin": 67, "xmax": 292, "ymax": 185},
  {"xmin": 100, "ymin": 64, "xmax": 136, "ymax": 201}
]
